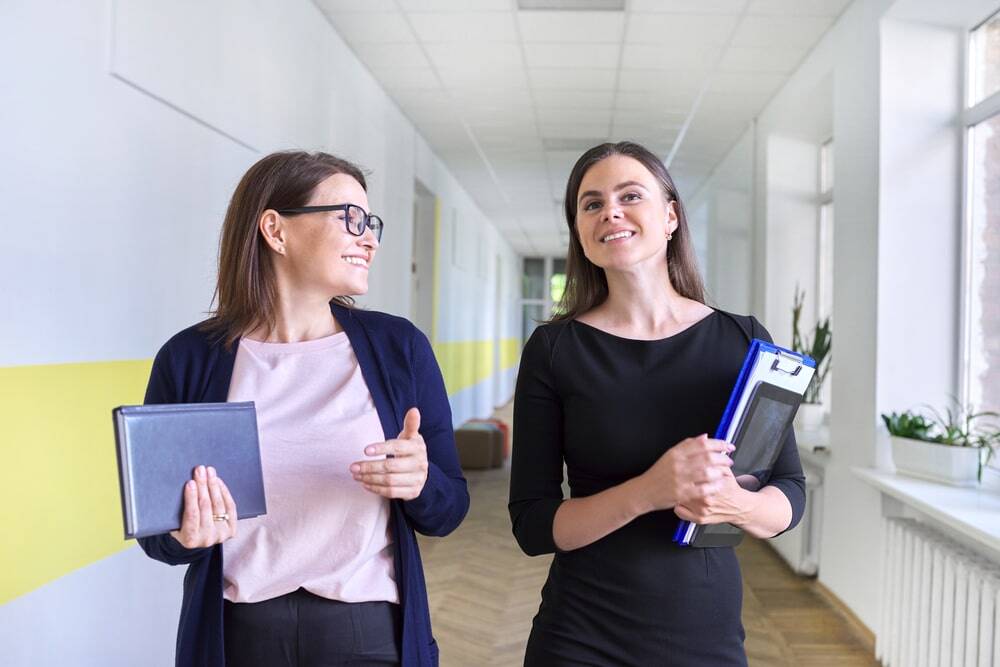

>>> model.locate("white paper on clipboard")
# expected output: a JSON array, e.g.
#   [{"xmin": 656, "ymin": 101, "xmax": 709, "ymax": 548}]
[
  {"xmin": 680, "ymin": 347, "xmax": 815, "ymax": 545},
  {"xmin": 721, "ymin": 349, "xmax": 815, "ymax": 444}
]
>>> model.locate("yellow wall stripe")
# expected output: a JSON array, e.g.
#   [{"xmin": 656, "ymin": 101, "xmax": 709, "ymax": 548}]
[
  {"xmin": 0, "ymin": 337, "xmax": 522, "ymax": 602},
  {"xmin": 0, "ymin": 360, "xmax": 152, "ymax": 604},
  {"xmin": 500, "ymin": 338, "xmax": 521, "ymax": 373},
  {"xmin": 433, "ymin": 337, "xmax": 520, "ymax": 396}
]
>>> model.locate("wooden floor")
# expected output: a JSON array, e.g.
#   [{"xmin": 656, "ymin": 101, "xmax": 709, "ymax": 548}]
[{"xmin": 418, "ymin": 404, "xmax": 878, "ymax": 666}]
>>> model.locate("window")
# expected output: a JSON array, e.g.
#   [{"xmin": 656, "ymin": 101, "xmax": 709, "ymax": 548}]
[
  {"xmin": 521, "ymin": 257, "xmax": 566, "ymax": 343},
  {"xmin": 963, "ymin": 9, "xmax": 1000, "ymax": 419}
]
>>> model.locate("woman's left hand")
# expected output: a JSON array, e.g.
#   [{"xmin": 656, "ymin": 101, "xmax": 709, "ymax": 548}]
[
  {"xmin": 351, "ymin": 407, "xmax": 429, "ymax": 500},
  {"xmin": 674, "ymin": 465, "xmax": 754, "ymax": 526}
]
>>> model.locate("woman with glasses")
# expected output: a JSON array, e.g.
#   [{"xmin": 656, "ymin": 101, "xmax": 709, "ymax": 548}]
[
  {"xmin": 509, "ymin": 142, "xmax": 806, "ymax": 666},
  {"xmin": 139, "ymin": 150, "xmax": 468, "ymax": 666}
]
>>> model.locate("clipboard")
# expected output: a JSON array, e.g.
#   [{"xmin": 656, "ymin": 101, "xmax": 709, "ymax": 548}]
[{"xmin": 673, "ymin": 339, "xmax": 815, "ymax": 547}]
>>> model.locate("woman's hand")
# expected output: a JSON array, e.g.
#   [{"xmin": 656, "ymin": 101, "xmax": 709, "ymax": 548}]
[
  {"xmin": 636, "ymin": 434, "xmax": 735, "ymax": 513},
  {"xmin": 169, "ymin": 465, "xmax": 238, "ymax": 549},
  {"xmin": 674, "ymin": 465, "xmax": 753, "ymax": 526},
  {"xmin": 351, "ymin": 407, "xmax": 429, "ymax": 501}
]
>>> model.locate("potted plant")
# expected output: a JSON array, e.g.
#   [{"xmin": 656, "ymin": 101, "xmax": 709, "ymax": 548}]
[
  {"xmin": 791, "ymin": 286, "xmax": 832, "ymax": 431},
  {"xmin": 882, "ymin": 403, "xmax": 1000, "ymax": 486}
]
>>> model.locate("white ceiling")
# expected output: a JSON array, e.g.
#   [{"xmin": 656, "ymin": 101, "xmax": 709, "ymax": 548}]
[{"xmin": 315, "ymin": 0, "xmax": 851, "ymax": 255}]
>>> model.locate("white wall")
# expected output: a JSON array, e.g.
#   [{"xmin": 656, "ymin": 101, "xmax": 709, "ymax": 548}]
[
  {"xmin": 764, "ymin": 134, "xmax": 821, "ymax": 343},
  {"xmin": 0, "ymin": 0, "xmax": 517, "ymax": 663},
  {"xmin": 690, "ymin": 129, "xmax": 755, "ymax": 314},
  {"xmin": 696, "ymin": 0, "xmax": 993, "ymax": 635}
]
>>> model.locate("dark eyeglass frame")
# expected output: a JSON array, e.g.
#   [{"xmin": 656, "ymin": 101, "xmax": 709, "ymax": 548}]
[{"xmin": 275, "ymin": 203, "xmax": 384, "ymax": 242}]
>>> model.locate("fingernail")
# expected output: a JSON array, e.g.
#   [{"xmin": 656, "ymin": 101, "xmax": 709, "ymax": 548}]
[
  {"xmin": 350, "ymin": 464, "xmax": 360, "ymax": 473},
  {"xmin": 207, "ymin": 466, "xmax": 217, "ymax": 478},
  {"xmin": 364, "ymin": 446, "xmax": 374, "ymax": 455}
]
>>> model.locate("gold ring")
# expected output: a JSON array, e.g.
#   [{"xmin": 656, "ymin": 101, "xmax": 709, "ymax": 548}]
[{"xmin": 212, "ymin": 513, "xmax": 229, "ymax": 522}]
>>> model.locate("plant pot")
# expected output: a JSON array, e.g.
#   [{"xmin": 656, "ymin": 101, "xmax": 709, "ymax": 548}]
[
  {"xmin": 890, "ymin": 436, "xmax": 982, "ymax": 487},
  {"xmin": 794, "ymin": 403, "xmax": 825, "ymax": 432}
]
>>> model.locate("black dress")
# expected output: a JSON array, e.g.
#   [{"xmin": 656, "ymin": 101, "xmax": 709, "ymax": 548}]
[{"xmin": 509, "ymin": 311, "xmax": 806, "ymax": 667}]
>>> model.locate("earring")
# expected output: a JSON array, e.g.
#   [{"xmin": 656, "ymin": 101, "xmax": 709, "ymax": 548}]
[{"xmin": 667, "ymin": 233, "xmax": 674, "ymax": 241}]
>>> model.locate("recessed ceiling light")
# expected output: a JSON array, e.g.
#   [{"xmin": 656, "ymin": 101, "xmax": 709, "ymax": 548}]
[{"xmin": 517, "ymin": 0, "xmax": 625, "ymax": 11}]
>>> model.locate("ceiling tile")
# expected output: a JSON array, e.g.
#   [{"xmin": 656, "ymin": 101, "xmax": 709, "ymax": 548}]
[
  {"xmin": 625, "ymin": 13, "xmax": 740, "ymax": 45},
  {"xmin": 534, "ymin": 89, "xmax": 615, "ymax": 108},
  {"xmin": 730, "ymin": 15, "xmax": 834, "ymax": 49},
  {"xmin": 621, "ymin": 43, "xmax": 720, "ymax": 71},
  {"xmin": 613, "ymin": 108, "xmax": 689, "ymax": 125},
  {"xmin": 327, "ymin": 12, "xmax": 415, "ymax": 43},
  {"xmin": 390, "ymin": 88, "xmax": 452, "ymax": 108},
  {"xmin": 699, "ymin": 91, "xmax": 772, "ymax": 118},
  {"xmin": 709, "ymin": 70, "xmax": 787, "ymax": 96},
  {"xmin": 398, "ymin": 0, "xmax": 511, "ymax": 10},
  {"xmin": 415, "ymin": 122, "xmax": 476, "ymax": 151},
  {"xmin": 718, "ymin": 46, "xmax": 805, "ymax": 73},
  {"xmin": 400, "ymin": 100, "xmax": 464, "ymax": 126},
  {"xmin": 627, "ymin": 0, "xmax": 746, "ymax": 12},
  {"xmin": 611, "ymin": 125, "xmax": 682, "ymax": 145},
  {"xmin": 540, "ymin": 122, "xmax": 610, "ymax": 139},
  {"xmin": 315, "ymin": 0, "xmax": 397, "ymax": 12},
  {"xmin": 747, "ymin": 0, "xmax": 851, "ymax": 17},
  {"xmin": 424, "ymin": 42, "xmax": 522, "ymax": 70},
  {"xmin": 615, "ymin": 89, "xmax": 698, "ymax": 111},
  {"xmin": 368, "ymin": 66, "xmax": 443, "ymax": 90},
  {"xmin": 452, "ymin": 88, "xmax": 532, "ymax": 105},
  {"xmin": 437, "ymin": 65, "xmax": 530, "ymax": 89},
  {"xmin": 408, "ymin": 11, "xmax": 518, "ymax": 42},
  {"xmin": 617, "ymin": 68, "xmax": 706, "ymax": 94},
  {"xmin": 517, "ymin": 11, "xmax": 625, "ymax": 42},
  {"xmin": 536, "ymin": 106, "xmax": 612, "ymax": 126},
  {"xmin": 461, "ymin": 105, "xmax": 536, "ymax": 125},
  {"xmin": 350, "ymin": 42, "xmax": 432, "ymax": 69},
  {"xmin": 529, "ymin": 67, "xmax": 617, "ymax": 90},
  {"xmin": 523, "ymin": 42, "xmax": 620, "ymax": 69}
]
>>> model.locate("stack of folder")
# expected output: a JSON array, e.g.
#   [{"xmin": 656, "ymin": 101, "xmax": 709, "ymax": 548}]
[{"xmin": 674, "ymin": 340, "xmax": 815, "ymax": 548}]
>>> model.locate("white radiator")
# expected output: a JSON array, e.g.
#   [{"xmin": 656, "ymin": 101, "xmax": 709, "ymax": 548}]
[{"xmin": 877, "ymin": 518, "xmax": 1000, "ymax": 666}]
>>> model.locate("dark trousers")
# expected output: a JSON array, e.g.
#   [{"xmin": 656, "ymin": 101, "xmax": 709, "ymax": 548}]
[{"xmin": 223, "ymin": 588, "xmax": 401, "ymax": 667}]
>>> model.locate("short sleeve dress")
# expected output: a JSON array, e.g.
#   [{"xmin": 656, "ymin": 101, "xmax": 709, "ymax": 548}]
[{"xmin": 508, "ymin": 310, "xmax": 807, "ymax": 666}]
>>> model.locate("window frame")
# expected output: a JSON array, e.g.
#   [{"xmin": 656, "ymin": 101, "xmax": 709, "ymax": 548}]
[{"xmin": 959, "ymin": 10, "xmax": 1000, "ymax": 416}]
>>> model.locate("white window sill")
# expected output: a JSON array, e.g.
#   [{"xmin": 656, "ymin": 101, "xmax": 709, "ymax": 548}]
[
  {"xmin": 854, "ymin": 467, "xmax": 1000, "ymax": 559},
  {"xmin": 795, "ymin": 426, "xmax": 831, "ymax": 470}
]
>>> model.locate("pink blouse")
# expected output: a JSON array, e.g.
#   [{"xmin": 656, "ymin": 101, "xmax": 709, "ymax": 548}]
[{"xmin": 222, "ymin": 332, "xmax": 398, "ymax": 604}]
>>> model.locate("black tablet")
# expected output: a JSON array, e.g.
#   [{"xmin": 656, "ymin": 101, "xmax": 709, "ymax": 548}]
[
  {"xmin": 688, "ymin": 381, "xmax": 801, "ymax": 548},
  {"xmin": 730, "ymin": 381, "xmax": 801, "ymax": 484}
]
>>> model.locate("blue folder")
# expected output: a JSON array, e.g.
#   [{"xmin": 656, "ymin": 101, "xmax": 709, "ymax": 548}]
[{"xmin": 672, "ymin": 339, "xmax": 815, "ymax": 547}]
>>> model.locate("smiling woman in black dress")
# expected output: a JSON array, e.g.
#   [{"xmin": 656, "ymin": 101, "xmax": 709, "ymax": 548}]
[{"xmin": 508, "ymin": 141, "xmax": 806, "ymax": 666}]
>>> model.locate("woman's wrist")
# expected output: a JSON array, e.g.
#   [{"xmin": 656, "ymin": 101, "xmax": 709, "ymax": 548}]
[
  {"xmin": 728, "ymin": 487, "xmax": 760, "ymax": 529},
  {"xmin": 624, "ymin": 473, "xmax": 664, "ymax": 519}
]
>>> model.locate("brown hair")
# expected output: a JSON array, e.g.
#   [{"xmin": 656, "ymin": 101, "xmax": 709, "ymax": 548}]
[
  {"xmin": 551, "ymin": 141, "xmax": 705, "ymax": 322},
  {"xmin": 202, "ymin": 150, "xmax": 367, "ymax": 347}
]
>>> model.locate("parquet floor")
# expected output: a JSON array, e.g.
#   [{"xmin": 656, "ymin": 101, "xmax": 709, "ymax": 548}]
[{"xmin": 418, "ymin": 403, "xmax": 877, "ymax": 666}]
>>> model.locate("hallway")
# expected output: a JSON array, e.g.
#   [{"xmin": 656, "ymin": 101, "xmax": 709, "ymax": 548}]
[{"xmin": 418, "ymin": 405, "xmax": 878, "ymax": 666}]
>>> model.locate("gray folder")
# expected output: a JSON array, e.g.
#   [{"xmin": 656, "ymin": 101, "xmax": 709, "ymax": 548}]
[{"xmin": 112, "ymin": 402, "xmax": 267, "ymax": 539}]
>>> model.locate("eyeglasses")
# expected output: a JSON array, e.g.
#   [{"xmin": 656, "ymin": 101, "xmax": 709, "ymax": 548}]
[{"xmin": 275, "ymin": 204, "xmax": 384, "ymax": 242}]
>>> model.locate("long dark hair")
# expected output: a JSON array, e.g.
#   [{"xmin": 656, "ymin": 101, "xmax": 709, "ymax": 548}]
[
  {"xmin": 551, "ymin": 141, "xmax": 705, "ymax": 322},
  {"xmin": 202, "ymin": 150, "xmax": 367, "ymax": 347}
]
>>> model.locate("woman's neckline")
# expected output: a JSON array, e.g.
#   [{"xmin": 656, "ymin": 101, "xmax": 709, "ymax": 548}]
[
  {"xmin": 570, "ymin": 309, "xmax": 718, "ymax": 343},
  {"xmin": 239, "ymin": 330, "xmax": 348, "ymax": 352}
]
